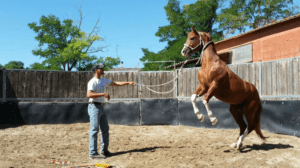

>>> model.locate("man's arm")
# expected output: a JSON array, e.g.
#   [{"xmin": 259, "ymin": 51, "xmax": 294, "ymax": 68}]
[
  {"xmin": 87, "ymin": 90, "xmax": 110, "ymax": 100},
  {"xmin": 108, "ymin": 81, "xmax": 135, "ymax": 86}
]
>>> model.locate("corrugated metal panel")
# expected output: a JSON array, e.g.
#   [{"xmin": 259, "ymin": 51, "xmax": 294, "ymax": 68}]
[{"xmin": 229, "ymin": 43, "xmax": 253, "ymax": 64}]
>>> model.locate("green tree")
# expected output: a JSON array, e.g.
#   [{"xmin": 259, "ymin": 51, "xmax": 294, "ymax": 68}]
[
  {"xmin": 26, "ymin": 62, "xmax": 62, "ymax": 70},
  {"xmin": 3, "ymin": 61, "xmax": 25, "ymax": 69},
  {"xmin": 217, "ymin": 0, "xmax": 299, "ymax": 36},
  {"xmin": 28, "ymin": 13, "xmax": 120, "ymax": 71},
  {"xmin": 77, "ymin": 56, "xmax": 120, "ymax": 71},
  {"xmin": 0, "ymin": 64, "xmax": 3, "ymax": 68},
  {"xmin": 140, "ymin": 0, "xmax": 222, "ymax": 71}
]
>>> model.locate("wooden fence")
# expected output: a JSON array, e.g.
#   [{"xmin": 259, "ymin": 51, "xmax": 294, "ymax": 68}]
[
  {"xmin": 1, "ymin": 56, "xmax": 300, "ymax": 102},
  {"xmin": 177, "ymin": 56, "xmax": 300, "ymax": 100},
  {"xmin": 0, "ymin": 70, "xmax": 175, "ymax": 102}
]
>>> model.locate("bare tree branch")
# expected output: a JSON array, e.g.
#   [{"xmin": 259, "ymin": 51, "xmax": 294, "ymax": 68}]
[{"xmin": 74, "ymin": 1, "xmax": 84, "ymax": 29}]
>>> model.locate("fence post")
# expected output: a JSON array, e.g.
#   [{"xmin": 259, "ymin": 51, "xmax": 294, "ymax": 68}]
[
  {"xmin": 138, "ymin": 71, "xmax": 142, "ymax": 125},
  {"xmin": 259, "ymin": 61, "xmax": 262, "ymax": 96},
  {"xmin": 2, "ymin": 69, "xmax": 6, "ymax": 102},
  {"xmin": 174, "ymin": 69, "xmax": 177, "ymax": 98}
]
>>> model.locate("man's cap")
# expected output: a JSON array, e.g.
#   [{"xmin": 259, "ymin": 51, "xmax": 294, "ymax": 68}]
[{"xmin": 92, "ymin": 64, "xmax": 105, "ymax": 72}]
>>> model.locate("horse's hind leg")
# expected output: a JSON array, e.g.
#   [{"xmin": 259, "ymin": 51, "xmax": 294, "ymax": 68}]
[
  {"xmin": 191, "ymin": 85, "xmax": 207, "ymax": 122},
  {"xmin": 237, "ymin": 99, "xmax": 265, "ymax": 148},
  {"xmin": 229, "ymin": 104, "xmax": 247, "ymax": 149}
]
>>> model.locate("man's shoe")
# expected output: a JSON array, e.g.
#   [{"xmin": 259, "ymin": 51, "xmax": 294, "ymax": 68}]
[
  {"xmin": 101, "ymin": 150, "xmax": 112, "ymax": 157},
  {"xmin": 89, "ymin": 153, "xmax": 106, "ymax": 159}
]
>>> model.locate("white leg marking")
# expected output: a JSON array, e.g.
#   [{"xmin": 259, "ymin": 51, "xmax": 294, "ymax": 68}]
[
  {"xmin": 191, "ymin": 94, "xmax": 204, "ymax": 122},
  {"xmin": 230, "ymin": 142, "xmax": 237, "ymax": 148},
  {"xmin": 202, "ymin": 100, "xmax": 218, "ymax": 125},
  {"xmin": 237, "ymin": 128, "xmax": 248, "ymax": 149}
]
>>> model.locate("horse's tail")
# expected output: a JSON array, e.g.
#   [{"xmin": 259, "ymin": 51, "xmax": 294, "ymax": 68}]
[{"xmin": 254, "ymin": 103, "xmax": 269, "ymax": 140}]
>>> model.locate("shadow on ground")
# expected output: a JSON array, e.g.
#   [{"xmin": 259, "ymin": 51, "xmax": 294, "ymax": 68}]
[
  {"xmin": 106, "ymin": 146, "xmax": 171, "ymax": 157},
  {"xmin": 240, "ymin": 143, "xmax": 294, "ymax": 153}
]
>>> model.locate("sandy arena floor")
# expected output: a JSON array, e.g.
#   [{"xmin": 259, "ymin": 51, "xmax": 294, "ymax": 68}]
[{"xmin": 0, "ymin": 123, "xmax": 300, "ymax": 168}]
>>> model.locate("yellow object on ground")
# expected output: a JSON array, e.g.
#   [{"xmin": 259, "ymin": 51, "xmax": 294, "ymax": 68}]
[{"xmin": 96, "ymin": 163, "xmax": 115, "ymax": 167}]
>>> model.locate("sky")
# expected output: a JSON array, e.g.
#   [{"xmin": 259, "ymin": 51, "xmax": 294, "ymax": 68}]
[{"xmin": 1, "ymin": 0, "xmax": 299, "ymax": 70}]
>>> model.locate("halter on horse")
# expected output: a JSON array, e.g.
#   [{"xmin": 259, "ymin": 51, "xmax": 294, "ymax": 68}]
[{"xmin": 181, "ymin": 27, "xmax": 268, "ymax": 149}]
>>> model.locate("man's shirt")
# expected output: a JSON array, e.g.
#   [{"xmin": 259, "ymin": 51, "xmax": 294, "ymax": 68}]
[{"xmin": 87, "ymin": 77, "xmax": 112, "ymax": 103}]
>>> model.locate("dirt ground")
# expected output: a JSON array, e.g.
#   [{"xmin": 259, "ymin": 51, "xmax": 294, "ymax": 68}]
[{"xmin": 0, "ymin": 123, "xmax": 299, "ymax": 168}]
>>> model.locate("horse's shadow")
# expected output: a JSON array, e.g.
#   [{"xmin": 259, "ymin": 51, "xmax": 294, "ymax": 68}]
[
  {"xmin": 106, "ymin": 146, "xmax": 170, "ymax": 157},
  {"xmin": 239, "ymin": 143, "xmax": 293, "ymax": 153}
]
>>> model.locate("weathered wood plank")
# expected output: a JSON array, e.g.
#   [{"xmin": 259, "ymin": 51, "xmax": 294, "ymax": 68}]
[
  {"xmin": 35, "ymin": 71, "xmax": 43, "ymax": 98},
  {"xmin": 134, "ymin": 72, "xmax": 139, "ymax": 98},
  {"xmin": 173, "ymin": 71, "xmax": 177, "ymax": 98},
  {"xmin": 79, "ymin": 72, "xmax": 86, "ymax": 99},
  {"xmin": 244, "ymin": 64, "xmax": 249, "ymax": 83},
  {"xmin": 255, "ymin": 63, "xmax": 260, "ymax": 96},
  {"xmin": 159, "ymin": 72, "xmax": 164, "ymax": 98},
  {"xmin": 117, "ymin": 72, "xmax": 123, "ymax": 98},
  {"xmin": 238, "ymin": 64, "xmax": 244, "ymax": 80},
  {"xmin": 68, "ymin": 72, "xmax": 74, "ymax": 99},
  {"xmin": 186, "ymin": 69, "xmax": 191, "ymax": 97},
  {"xmin": 293, "ymin": 58, "xmax": 299, "ymax": 100},
  {"xmin": 280, "ymin": 60, "xmax": 287, "ymax": 100},
  {"xmin": 6, "ymin": 71, "xmax": 18, "ymax": 98},
  {"xmin": 182, "ymin": 69, "xmax": 187, "ymax": 97},
  {"xmin": 249, "ymin": 63, "xmax": 255, "ymax": 86},
  {"xmin": 229, "ymin": 64, "xmax": 238, "ymax": 76},
  {"xmin": 117, "ymin": 73, "xmax": 123, "ymax": 98},
  {"xmin": 178, "ymin": 70, "xmax": 183, "ymax": 97},
  {"xmin": 127, "ymin": 72, "xmax": 134, "ymax": 98},
  {"xmin": 287, "ymin": 59, "xmax": 294, "ymax": 100},
  {"xmin": 58, "ymin": 71, "xmax": 65, "ymax": 98},
  {"xmin": 112, "ymin": 73, "xmax": 119, "ymax": 99},
  {"xmin": 29, "ymin": 71, "xmax": 36, "ymax": 98},
  {"xmin": 71, "ymin": 72, "xmax": 80, "ymax": 99},
  {"xmin": 271, "ymin": 61, "xmax": 277, "ymax": 100},
  {"xmin": 51, "ymin": 71, "xmax": 59, "ymax": 99},
  {"xmin": 261, "ymin": 62, "xmax": 267, "ymax": 97},
  {"xmin": 44, "ymin": 71, "xmax": 51, "ymax": 99},
  {"xmin": 122, "ymin": 72, "xmax": 128, "ymax": 98},
  {"xmin": 157, "ymin": 72, "xmax": 162, "ymax": 98},
  {"xmin": 161, "ymin": 73, "xmax": 169, "ymax": 98},
  {"xmin": 17, "ymin": 71, "xmax": 25, "ymax": 98},
  {"xmin": 24, "ymin": 71, "xmax": 31, "ymax": 98},
  {"xmin": 141, "ymin": 73, "xmax": 149, "ymax": 98},
  {"xmin": 276, "ymin": 61, "xmax": 281, "ymax": 98},
  {"xmin": 149, "ymin": 72, "xmax": 156, "ymax": 98},
  {"xmin": 167, "ymin": 72, "xmax": 174, "ymax": 98},
  {"xmin": 64, "ymin": 72, "xmax": 71, "ymax": 99}
]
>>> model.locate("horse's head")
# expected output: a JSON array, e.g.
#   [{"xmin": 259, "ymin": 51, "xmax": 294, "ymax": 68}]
[{"xmin": 181, "ymin": 27, "xmax": 212, "ymax": 58}]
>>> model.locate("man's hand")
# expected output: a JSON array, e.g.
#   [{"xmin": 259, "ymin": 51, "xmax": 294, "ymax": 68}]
[
  {"xmin": 104, "ymin": 93, "xmax": 110, "ymax": 100},
  {"xmin": 129, "ymin": 82, "xmax": 135, "ymax": 86}
]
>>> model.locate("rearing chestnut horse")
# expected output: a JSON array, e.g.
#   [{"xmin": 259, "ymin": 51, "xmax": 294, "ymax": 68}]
[{"xmin": 181, "ymin": 27, "xmax": 267, "ymax": 149}]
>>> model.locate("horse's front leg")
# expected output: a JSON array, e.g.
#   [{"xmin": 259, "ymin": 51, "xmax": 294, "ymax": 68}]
[
  {"xmin": 191, "ymin": 85, "xmax": 207, "ymax": 122},
  {"xmin": 202, "ymin": 81, "xmax": 219, "ymax": 125}
]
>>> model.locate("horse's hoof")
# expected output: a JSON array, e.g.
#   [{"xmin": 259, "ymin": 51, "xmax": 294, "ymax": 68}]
[
  {"xmin": 230, "ymin": 143, "xmax": 237, "ymax": 148},
  {"xmin": 237, "ymin": 143, "xmax": 243, "ymax": 149},
  {"xmin": 197, "ymin": 114, "xmax": 204, "ymax": 122},
  {"xmin": 211, "ymin": 117, "xmax": 218, "ymax": 125}
]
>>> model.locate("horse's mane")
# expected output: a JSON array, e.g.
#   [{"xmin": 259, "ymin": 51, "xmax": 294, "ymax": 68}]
[{"xmin": 197, "ymin": 31, "xmax": 203, "ymax": 35}]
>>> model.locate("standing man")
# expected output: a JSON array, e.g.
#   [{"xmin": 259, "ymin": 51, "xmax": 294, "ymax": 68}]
[{"xmin": 87, "ymin": 64, "xmax": 135, "ymax": 159}]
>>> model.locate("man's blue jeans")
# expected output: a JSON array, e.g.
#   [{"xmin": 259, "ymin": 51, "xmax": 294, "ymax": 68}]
[{"xmin": 88, "ymin": 103, "xmax": 109, "ymax": 156}]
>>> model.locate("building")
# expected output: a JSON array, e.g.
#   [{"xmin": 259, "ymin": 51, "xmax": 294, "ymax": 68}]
[
  {"xmin": 109, "ymin": 68, "xmax": 141, "ymax": 71},
  {"xmin": 165, "ymin": 13, "xmax": 300, "ymax": 69}
]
